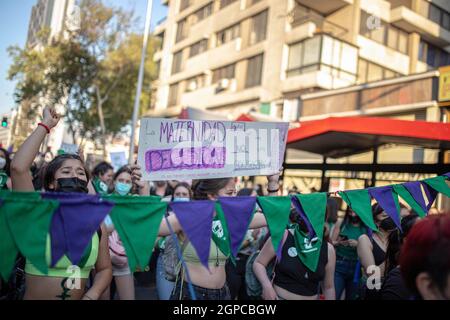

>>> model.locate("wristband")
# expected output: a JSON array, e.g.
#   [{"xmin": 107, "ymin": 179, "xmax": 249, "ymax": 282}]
[{"xmin": 38, "ymin": 122, "xmax": 50, "ymax": 134}]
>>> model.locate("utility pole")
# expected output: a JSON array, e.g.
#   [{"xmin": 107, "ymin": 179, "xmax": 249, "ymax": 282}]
[{"xmin": 129, "ymin": 0, "xmax": 153, "ymax": 164}]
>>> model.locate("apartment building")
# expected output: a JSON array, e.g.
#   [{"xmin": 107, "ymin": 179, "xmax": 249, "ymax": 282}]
[{"xmin": 150, "ymin": 0, "xmax": 450, "ymax": 203}]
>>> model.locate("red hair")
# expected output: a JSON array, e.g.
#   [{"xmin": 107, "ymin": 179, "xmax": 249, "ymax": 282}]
[{"xmin": 399, "ymin": 213, "xmax": 450, "ymax": 297}]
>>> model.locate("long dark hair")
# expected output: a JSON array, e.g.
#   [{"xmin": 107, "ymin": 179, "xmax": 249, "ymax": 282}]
[
  {"xmin": 92, "ymin": 161, "xmax": 113, "ymax": 178},
  {"xmin": 384, "ymin": 213, "xmax": 420, "ymax": 277},
  {"xmin": 113, "ymin": 165, "xmax": 132, "ymax": 181},
  {"xmin": 192, "ymin": 178, "xmax": 231, "ymax": 200},
  {"xmin": 0, "ymin": 147, "xmax": 11, "ymax": 176},
  {"xmin": 43, "ymin": 154, "xmax": 90, "ymax": 191}
]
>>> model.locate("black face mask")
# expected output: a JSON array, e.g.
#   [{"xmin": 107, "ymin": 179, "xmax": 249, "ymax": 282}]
[
  {"xmin": 380, "ymin": 217, "xmax": 397, "ymax": 231},
  {"xmin": 55, "ymin": 177, "xmax": 88, "ymax": 193},
  {"xmin": 349, "ymin": 216, "xmax": 361, "ymax": 224}
]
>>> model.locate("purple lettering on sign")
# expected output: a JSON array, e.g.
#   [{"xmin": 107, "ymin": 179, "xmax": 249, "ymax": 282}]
[{"xmin": 145, "ymin": 147, "xmax": 226, "ymax": 172}]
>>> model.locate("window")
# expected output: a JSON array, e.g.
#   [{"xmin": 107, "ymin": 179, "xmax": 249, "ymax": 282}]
[
  {"xmin": 176, "ymin": 18, "xmax": 188, "ymax": 43},
  {"xmin": 419, "ymin": 40, "xmax": 450, "ymax": 68},
  {"xmin": 220, "ymin": 0, "xmax": 238, "ymax": 9},
  {"xmin": 287, "ymin": 35, "xmax": 357, "ymax": 79},
  {"xmin": 179, "ymin": 0, "xmax": 191, "ymax": 12},
  {"xmin": 172, "ymin": 51, "xmax": 183, "ymax": 74},
  {"xmin": 192, "ymin": 3, "xmax": 213, "ymax": 24},
  {"xmin": 245, "ymin": 54, "xmax": 264, "ymax": 88},
  {"xmin": 360, "ymin": 11, "xmax": 409, "ymax": 54},
  {"xmin": 189, "ymin": 39, "xmax": 208, "ymax": 57},
  {"xmin": 168, "ymin": 83, "xmax": 180, "ymax": 106},
  {"xmin": 212, "ymin": 64, "xmax": 235, "ymax": 83},
  {"xmin": 185, "ymin": 74, "xmax": 206, "ymax": 92},
  {"xmin": 216, "ymin": 24, "xmax": 240, "ymax": 46},
  {"xmin": 357, "ymin": 58, "xmax": 401, "ymax": 84},
  {"xmin": 419, "ymin": 1, "xmax": 450, "ymax": 31},
  {"xmin": 249, "ymin": 10, "xmax": 268, "ymax": 45}
]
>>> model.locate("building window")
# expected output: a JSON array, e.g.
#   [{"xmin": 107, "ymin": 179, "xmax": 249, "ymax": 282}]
[
  {"xmin": 185, "ymin": 74, "xmax": 206, "ymax": 92},
  {"xmin": 220, "ymin": 0, "xmax": 238, "ymax": 9},
  {"xmin": 249, "ymin": 10, "xmax": 268, "ymax": 45},
  {"xmin": 212, "ymin": 64, "xmax": 236, "ymax": 84},
  {"xmin": 189, "ymin": 39, "xmax": 208, "ymax": 57},
  {"xmin": 172, "ymin": 50, "xmax": 183, "ymax": 75},
  {"xmin": 357, "ymin": 58, "xmax": 400, "ymax": 84},
  {"xmin": 179, "ymin": 0, "xmax": 191, "ymax": 12},
  {"xmin": 420, "ymin": 0, "xmax": 450, "ymax": 30},
  {"xmin": 419, "ymin": 40, "xmax": 450, "ymax": 68},
  {"xmin": 192, "ymin": 3, "xmax": 213, "ymax": 24},
  {"xmin": 168, "ymin": 83, "xmax": 180, "ymax": 106},
  {"xmin": 360, "ymin": 11, "xmax": 409, "ymax": 54},
  {"xmin": 245, "ymin": 54, "xmax": 264, "ymax": 88},
  {"xmin": 287, "ymin": 35, "xmax": 357, "ymax": 81},
  {"xmin": 176, "ymin": 18, "xmax": 189, "ymax": 43},
  {"xmin": 216, "ymin": 24, "xmax": 240, "ymax": 46}
]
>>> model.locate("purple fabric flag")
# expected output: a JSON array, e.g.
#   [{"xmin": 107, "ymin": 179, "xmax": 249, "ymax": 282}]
[
  {"xmin": 444, "ymin": 172, "xmax": 450, "ymax": 179},
  {"xmin": 170, "ymin": 200, "xmax": 215, "ymax": 271},
  {"xmin": 403, "ymin": 181, "xmax": 428, "ymax": 214},
  {"xmin": 368, "ymin": 186, "xmax": 402, "ymax": 231},
  {"xmin": 421, "ymin": 182, "xmax": 438, "ymax": 211},
  {"xmin": 43, "ymin": 192, "xmax": 114, "ymax": 266},
  {"xmin": 218, "ymin": 196, "xmax": 256, "ymax": 259},
  {"xmin": 291, "ymin": 196, "xmax": 315, "ymax": 237}
]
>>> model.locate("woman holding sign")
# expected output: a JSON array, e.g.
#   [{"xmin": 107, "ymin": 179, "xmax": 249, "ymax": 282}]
[
  {"xmin": 9, "ymin": 106, "xmax": 112, "ymax": 300},
  {"xmin": 130, "ymin": 167, "xmax": 281, "ymax": 300}
]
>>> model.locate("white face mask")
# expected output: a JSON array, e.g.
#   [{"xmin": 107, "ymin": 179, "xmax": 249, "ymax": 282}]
[{"xmin": 0, "ymin": 157, "xmax": 6, "ymax": 170}]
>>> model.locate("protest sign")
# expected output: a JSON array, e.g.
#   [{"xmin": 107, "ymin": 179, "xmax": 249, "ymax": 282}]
[
  {"xmin": 110, "ymin": 151, "xmax": 128, "ymax": 171},
  {"xmin": 59, "ymin": 143, "xmax": 78, "ymax": 155},
  {"xmin": 137, "ymin": 118, "xmax": 288, "ymax": 181}
]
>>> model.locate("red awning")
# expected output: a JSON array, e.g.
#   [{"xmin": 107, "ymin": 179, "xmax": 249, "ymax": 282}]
[{"xmin": 287, "ymin": 116, "xmax": 450, "ymax": 158}]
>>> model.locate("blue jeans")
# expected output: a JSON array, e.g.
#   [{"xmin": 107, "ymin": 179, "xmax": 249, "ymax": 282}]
[
  {"xmin": 170, "ymin": 280, "xmax": 231, "ymax": 300},
  {"xmin": 334, "ymin": 257, "xmax": 359, "ymax": 300},
  {"xmin": 156, "ymin": 254, "xmax": 175, "ymax": 300}
]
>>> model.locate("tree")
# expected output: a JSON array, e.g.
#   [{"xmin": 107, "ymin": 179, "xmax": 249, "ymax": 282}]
[{"xmin": 8, "ymin": 0, "xmax": 159, "ymax": 156}]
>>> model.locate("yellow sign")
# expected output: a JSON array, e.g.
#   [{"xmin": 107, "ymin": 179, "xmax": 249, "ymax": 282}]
[{"xmin": 438, "ymin": 66, "xmax": 450, "ymax": 102}]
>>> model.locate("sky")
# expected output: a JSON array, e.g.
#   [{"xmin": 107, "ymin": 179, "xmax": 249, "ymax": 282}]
[{"xmin": 0, "ymin": 0, "xmax": 168, "ymax": 116}]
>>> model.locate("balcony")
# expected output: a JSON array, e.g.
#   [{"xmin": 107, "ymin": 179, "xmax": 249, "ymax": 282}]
[
  {"xmin": 293, "ymin": 0, "xmax": 353, "ymax": 16},
  {"xmin": 289, "ymin": 3, "xmax": 348, "ymax": 38},
  {"xmin": 390, "ymin": 6, "xmax": 450, "ymax": 46}
]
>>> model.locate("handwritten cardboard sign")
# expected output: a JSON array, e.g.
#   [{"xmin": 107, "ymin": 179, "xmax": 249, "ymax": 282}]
[
  {"xmin": 137, "ymin": 118, "xmax": 288, "ymax": 181},
  {"xmin": 109, "ymin": 151, "xmax": 128, "ymax": 171}
]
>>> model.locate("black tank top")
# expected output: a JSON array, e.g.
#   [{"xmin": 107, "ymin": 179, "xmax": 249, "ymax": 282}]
[
  {"xmin": 273, "ymin": 231, "xmax": 328, "ymax": 296},
  {"xmin": 371, "ymin": 238, "xmax": 386, "ymax": 266}
]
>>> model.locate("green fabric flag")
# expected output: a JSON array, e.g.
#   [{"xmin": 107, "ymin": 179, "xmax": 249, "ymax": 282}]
[
  {"xmin": 212, "ymin": 203, "xmax": 232, "ymax": 261},
  {"xmin": 423, "ymin": 176, "xmax": 450, "ymax": 198},
  {"xmin": 295, "ymin": 193, "xmax": 327, "ymax": 240},
  {"xmin": 0, "ymin": 201, "xmax": 19, "ymax": 281},
  {"xmin": 2, "ymin": 192, "xmax": 58, "ymax": 276},
  {"xmin": 339, "ymin": 189, "xmax": 378, "ymax": 231},
  {"xmin": 105, "ymin": 195, "xmax": 167, "ymax": 273},
  {"xmin": 293, "ymin": 225, "xmax": 323, "ymax": 272},
  {"xmin": 257, "ymin": 196, "xmax": 292, "ymax": 256},
  {"xmin": 392, "ymin": 184, "xmax": 427, "ymax": 218}
]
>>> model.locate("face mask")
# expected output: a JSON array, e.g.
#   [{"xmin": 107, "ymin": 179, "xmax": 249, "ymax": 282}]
[
  {"xmin": 115, "ymin": 182, "xmax": 132, "ymax": 196},
  {"xmin": 55, "ymin": 177, "xmax": 88, "ymax": 193},
  {"xmin": 0, "ymin": 157, "xmax": 6, "ymax": 170},
  {"xmin": 380, "ymin": 217, "xmax": 397, "ymax": 231},
  {"xmin": 173, "ymin": 197, "xmax": 190, "ymax": 202}
]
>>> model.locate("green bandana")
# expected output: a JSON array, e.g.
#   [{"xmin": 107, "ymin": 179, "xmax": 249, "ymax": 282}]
[
  {"xmin": 293, "ymin": 224, "xmax": 323, "ymax": 272},
  {"xmin": 0, "ymin": 172, "xmax": 7, "ymax": 189},
  {"xmin": 92, "ymin": 177, "xmax": 109, "ymax": 195},
  {"xmin": 212, "ymin": 203, "xmax": 232, "ymax": 261},
  {"xmin": 104, "ymin": 195, "xmax": 166, "ymax": 272}
]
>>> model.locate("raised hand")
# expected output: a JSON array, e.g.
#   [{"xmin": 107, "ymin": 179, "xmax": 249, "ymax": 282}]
[{"xmin": 42, "ymin": 106, "xmax": 61, "ymax": 129}]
